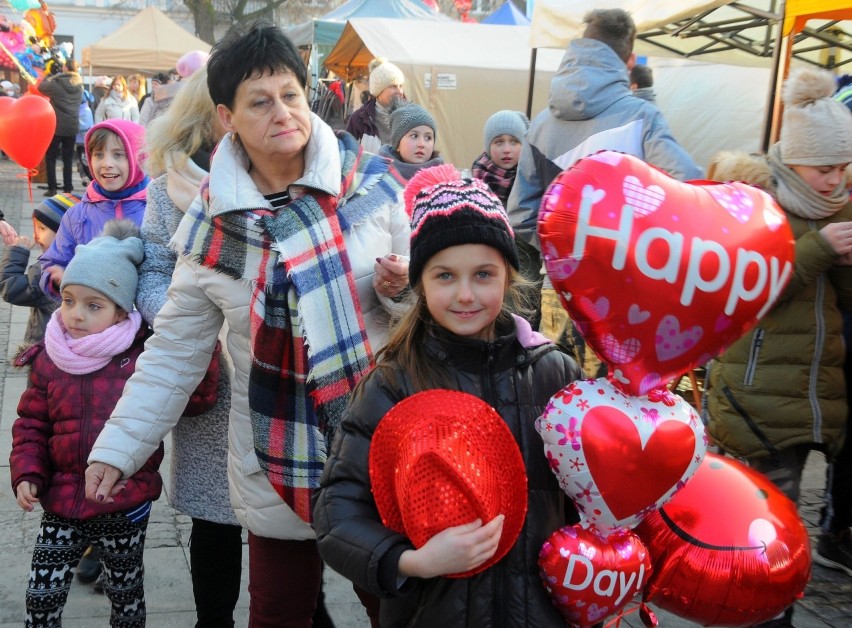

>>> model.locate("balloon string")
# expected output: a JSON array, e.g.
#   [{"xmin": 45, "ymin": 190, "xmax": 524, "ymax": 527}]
[
  {"xmin": 605, "ymin": 600, "xmax": 658, "ymax": 628},
  {"xmin": 17, "ymin": 168, "xmax": 38, "ymax": 203}
]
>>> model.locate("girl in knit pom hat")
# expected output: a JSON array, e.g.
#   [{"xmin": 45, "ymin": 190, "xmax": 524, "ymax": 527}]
[
  {"xmin": 39, "ymin": 119, "xmax": 150, "ymax": 299},
  {"xmin": 705, "ymin": 67, "xmax": 852, "ymax": 627},
  {"xmin": 471, "ymin": 110, "xmax": 529, "ymax": 207},
  {"xmin": 315, "ymin": 165, "xmax": 581, "ymax": 628},
  {"xmin": 379, "ymin": 102, "xmax": 444, "ymax": 181},
  {"xmin": 11, "ymin": 219, "xmax": 162, "ymax": 627}
]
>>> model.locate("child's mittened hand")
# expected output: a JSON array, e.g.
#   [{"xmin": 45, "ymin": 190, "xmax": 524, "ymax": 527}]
[
  {"xmin": 820, "ymin": 221, "xmax": 852, "ymax": 255},
  {"xmin": 14, "ymin": 235, "xmax": 34, "ymax": 249},
  {"xmin": 0, "ymin": 219, "xmax": 18, "ymax": 246},
  {"xmin": 15, "ymin": 482, "xmax": 39, "ymax": 512},
  {"xmin": 398, "ymin": 514, "xmax": 505, "ymax": 579}
]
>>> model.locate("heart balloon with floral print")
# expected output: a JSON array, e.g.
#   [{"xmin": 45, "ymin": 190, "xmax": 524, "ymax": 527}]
[
  {"xmin": 537, "ymin": 151, "xmax": 795, "ymax": 395},
  {"xmin": 536, "ymin": 378, "xmax": 706, "ymax": 535}
]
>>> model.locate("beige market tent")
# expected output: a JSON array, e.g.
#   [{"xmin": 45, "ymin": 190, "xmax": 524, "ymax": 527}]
[
  {"xmin": 324, "ymin": 18, "xmax": 564, "ymax": 168},
  {"xmin": 81, "ymin": 7, "xmax": 211, "ymax": 77}
]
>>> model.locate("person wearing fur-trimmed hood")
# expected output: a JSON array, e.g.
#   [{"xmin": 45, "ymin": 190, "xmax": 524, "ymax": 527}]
[{"xmin": 704, "ymin": 66, "xmax": 852, "ymax": 628}]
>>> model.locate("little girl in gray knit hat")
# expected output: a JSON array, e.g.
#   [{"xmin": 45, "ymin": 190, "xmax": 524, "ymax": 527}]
[
  {"xmin": 379, "ymin": 102, "xmax": 444, "ymax": 181},
  {"xmin": 10, "ymin": 218, "xmax": 163, "ymax": 627}
]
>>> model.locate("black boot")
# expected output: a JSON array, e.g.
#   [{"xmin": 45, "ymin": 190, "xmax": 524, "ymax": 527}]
[{"xmin": 76, "ymin": 545, "xmax": 103, "ymax": 583}]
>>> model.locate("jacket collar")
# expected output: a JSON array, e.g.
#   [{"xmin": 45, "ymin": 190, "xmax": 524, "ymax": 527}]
[{"xmin": 206, "ymin": 113, "xmax": 340, "ymax": 218}]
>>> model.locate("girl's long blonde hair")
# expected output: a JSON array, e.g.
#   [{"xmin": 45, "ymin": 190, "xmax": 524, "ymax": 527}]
[
  {"xmin": 144, "ymin": 66, "xmax": 220, "ymax": 177},
  {"xmin": 373, "ymin": 263, "xmax": 533, "ymax": 392}
]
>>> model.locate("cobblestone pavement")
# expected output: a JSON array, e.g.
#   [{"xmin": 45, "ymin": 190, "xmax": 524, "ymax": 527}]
[{"xmin": 0, "ymin": 158, "xmax": 849, "ymax": 626}]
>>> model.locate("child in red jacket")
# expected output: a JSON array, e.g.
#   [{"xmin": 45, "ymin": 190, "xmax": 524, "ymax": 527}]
[{"xmin": 9, "ymin": 220, "xmax": 162, "ymax": 627}]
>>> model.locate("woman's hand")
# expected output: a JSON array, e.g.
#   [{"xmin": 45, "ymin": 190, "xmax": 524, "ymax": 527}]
[
  {"xmin": 0, "ymin": 219, "xmax": 18, "ymax": 246},
  {"xmin": 85, "ymin": 462, "xmax": 127, "ymax": 503},
  {"xmin": 16, "ymin": 482, "xmax": 39, "ymax": 512},
  {"xmin": 820, "ymin": 221, "xmax": 852, "ymax": 256},
  {"xmin": 374, "ymin": 253, "xmax": 409, "ymax": 298},
  {"xmin": 397, "ymin": 515, "xmax": 505, "ymax": 579}
]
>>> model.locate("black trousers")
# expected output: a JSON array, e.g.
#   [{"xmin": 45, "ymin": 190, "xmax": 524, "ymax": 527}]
[
  {"xmin": 190, "ymin": 518, "xmax": 243, "ymax": 628},
  {"xmin": 45, "ymin": 134, "xmax": 75, "ymax": 192}
]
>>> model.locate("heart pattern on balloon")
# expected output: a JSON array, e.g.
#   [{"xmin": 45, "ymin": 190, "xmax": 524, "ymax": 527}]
[
  {"xmin": 538, "ymin": 524, "xmax": 652, "ymax": 627},
  {"xmin": 536, "ymin": 378, "xmax": 706, "ymax": 535},
  {"xmin": 537, "ymin": 151, "xmax": 795, "ymax": 395}
]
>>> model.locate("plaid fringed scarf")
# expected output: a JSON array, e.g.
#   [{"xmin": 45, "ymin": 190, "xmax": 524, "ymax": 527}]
[
  {"xmin": 172, "ymin": 132, "xmax": 403, "ymax": 522},
  {"xmin": 471, "ymin": 151, "xmax": 516, "ymax": 207}
]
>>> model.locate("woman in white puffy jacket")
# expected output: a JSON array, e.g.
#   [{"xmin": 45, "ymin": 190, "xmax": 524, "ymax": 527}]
[{"xmin": 85, "ymin": 22, "xmax": 410, "ymax": 627}]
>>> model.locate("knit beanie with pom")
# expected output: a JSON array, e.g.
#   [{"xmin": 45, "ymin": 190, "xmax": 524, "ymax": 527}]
[
  {"xmin": 177, "ymin": 50, "xmax": 209, "ymax": 79},
  {"xmin": 405, "ymin": 164, "xmax": 519, "ymax": 286},
  {"xmin": 369, "ymin": 57, "xmax": 405, "ymax": 97},
  {"xmin": 61, "ymin": 220, "xmax": 143, "ymax": 312},
  {"xmin": 390, "ymin": 103, "xmax": 437, "ymax": 151},
  {"xmin": 780, "ymin": 67, "xmax": 852, "ymax": 166},
  {"xmin": 483, "ymin": 110, "xmax": 529, "ymax": 152}
]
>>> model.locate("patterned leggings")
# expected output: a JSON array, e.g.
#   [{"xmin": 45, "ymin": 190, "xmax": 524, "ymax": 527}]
[{"xmin": 26, "ymin": 510, "xmax": 149, "ymax": 628}]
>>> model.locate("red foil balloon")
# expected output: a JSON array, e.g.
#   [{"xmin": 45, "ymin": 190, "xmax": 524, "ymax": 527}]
[
  {"xmin": 537, "ymin": 151, "xmax": 795, "ymax": 396},
  {"xmin": 635, "ymin": 454, "xmax": 811, "ymax": 626},
  {"xmin": 0, "ymin": 93, "xmax": 56, "ymax": 170},
  {"xmin": 539, "ymin": 524, "xmax": 652, "ymax": 627},
  {"xmin": 537, "ymin": 378, "xmax": 706, "ymax": 535}
]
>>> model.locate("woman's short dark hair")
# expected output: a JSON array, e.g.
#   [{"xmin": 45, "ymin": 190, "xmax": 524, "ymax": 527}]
[{"xmin": 207, "ymin": 20, "xmax": 307, "ymax": 109}]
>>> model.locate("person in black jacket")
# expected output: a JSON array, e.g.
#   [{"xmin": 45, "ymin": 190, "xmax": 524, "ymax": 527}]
[
  {"xmin": 314, "ymin": 165, "xmax": 582, "ymax": 628},
  {"xmin": 37, "ymin": 58, "xmax": 83, "ymax": 196}
]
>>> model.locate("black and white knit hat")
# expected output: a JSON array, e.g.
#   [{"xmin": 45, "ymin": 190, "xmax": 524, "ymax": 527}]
[
  {"xmin": 405, "ymin": 165, "xmax": 519, "ymax": 286},
  {"xmin": 390, "ymin": 103, "xmax": 437, "ymax": 150},
  {"xmin": 61, "ymin": 220, "xmax": 143, "ymax": 312}
]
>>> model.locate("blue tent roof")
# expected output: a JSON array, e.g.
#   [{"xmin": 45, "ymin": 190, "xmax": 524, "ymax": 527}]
[
  {"xmin": 481, "ymin": 1, "xmax": 530, "ymax": 26},
  {"xmin": 310, "ymin": 0, "xmax": 448, "ymax": 46}
]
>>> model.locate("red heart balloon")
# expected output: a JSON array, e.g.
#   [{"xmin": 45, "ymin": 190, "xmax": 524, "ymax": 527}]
[
  {"xmin": 635, "ymin": 454, "xmax": 810, "ymax": 626},
  {"xmin": 538, "ymin": 151, "xmax": 795, "ymax": 396},
  {"xmin": 539, "ymin": 524, "xmax": 652, "ymax": 627},
  {"xmin": 536, "ymin": 378, "xmax": 706, "ymax": 535},
  {"xmin": 0, "ymin": 93, "xmax": 56, "ymax": 170}
]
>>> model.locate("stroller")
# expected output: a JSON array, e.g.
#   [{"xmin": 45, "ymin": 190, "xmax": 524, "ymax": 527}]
[{"xmin": 76, "ymin": 89, "xmax": 94, "ymax": 184}]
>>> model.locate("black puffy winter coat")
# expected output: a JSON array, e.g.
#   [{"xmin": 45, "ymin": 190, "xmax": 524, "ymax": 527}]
[{"xmin": 314, "ymin": 315, "xmax": 582, "ymax": 628}]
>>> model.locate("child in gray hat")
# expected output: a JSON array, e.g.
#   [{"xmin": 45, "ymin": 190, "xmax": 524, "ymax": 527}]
[
  {"xmin": 10, "ymin": 219, "xmax": 162, "ymax": 627},
  {"xmin": 379, "ymin": 102, "xmax": 444, "ymax": 181},
  {"xmin": 471, "ymin": 110, "xmax": 529, "ymax": 208}
]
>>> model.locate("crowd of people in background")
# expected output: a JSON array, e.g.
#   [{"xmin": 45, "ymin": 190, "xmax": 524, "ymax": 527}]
[{"xmin": 0, "ymin": 6, "xmax": 851, "ymax": 628}]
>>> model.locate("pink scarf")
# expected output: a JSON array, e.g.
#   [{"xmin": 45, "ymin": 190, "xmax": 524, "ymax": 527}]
[{"xmin": 45, "ymin": 310, "xmax": 143, "ymax": 375}]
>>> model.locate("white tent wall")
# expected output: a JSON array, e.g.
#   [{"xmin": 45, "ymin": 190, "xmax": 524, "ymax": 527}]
[{"xmin": 649, "ymin": 57, "xmax": 772, "ymax": 169}]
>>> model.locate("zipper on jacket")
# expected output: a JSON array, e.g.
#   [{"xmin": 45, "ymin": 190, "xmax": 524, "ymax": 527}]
[
  {"xmin": 74, "ymin": 373, "xmax": 95, "ymax": 520},
  {"xmin": 743, "ymin": 328, "xmax": 763, "ymax": 386},
  {"xmin": 810, "ymin": 271, "xmax": 826, "ymax": 443}
]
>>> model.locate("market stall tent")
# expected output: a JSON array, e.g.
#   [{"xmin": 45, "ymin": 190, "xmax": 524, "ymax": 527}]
[
  {"xmin": 324, "ymin": 18, "xmax": 563, "ymax": 167},
  {"xmin": 283, "ymin": 0, "xmax": 447, "ymax": 47},
  {"xmin": 81, "ymin": 7, "xmax": 210, "ymax": 77}
]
